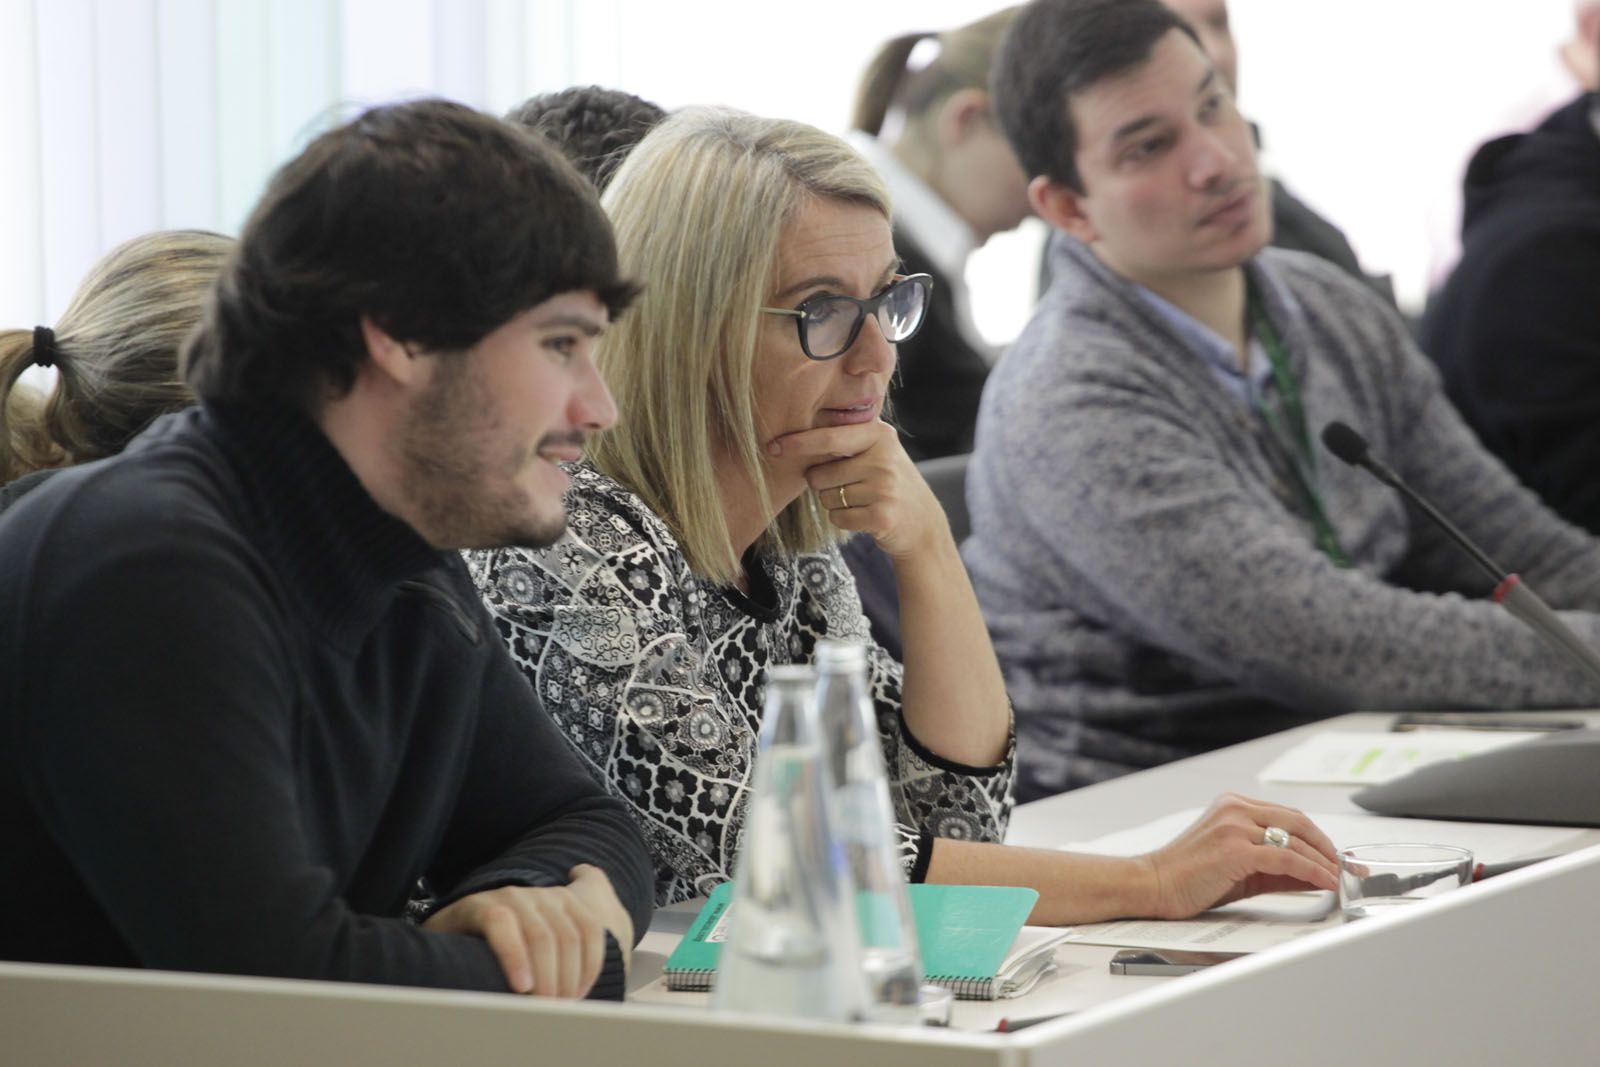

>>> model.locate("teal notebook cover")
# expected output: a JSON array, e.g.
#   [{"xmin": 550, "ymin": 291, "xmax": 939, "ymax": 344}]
[{"xmin": 663, "ymin": 882, "xmax": 1047, "ymax": 999}]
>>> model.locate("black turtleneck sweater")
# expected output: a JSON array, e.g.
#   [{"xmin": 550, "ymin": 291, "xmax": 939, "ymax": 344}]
[{"xmin": 0, "ymin": 404, "xmax": 653, "ymax": 995}]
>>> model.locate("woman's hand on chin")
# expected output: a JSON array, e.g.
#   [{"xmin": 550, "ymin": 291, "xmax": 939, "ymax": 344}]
[{"xmin": 768, "ymin": 420, "xmax": 948, "ymax": 562}]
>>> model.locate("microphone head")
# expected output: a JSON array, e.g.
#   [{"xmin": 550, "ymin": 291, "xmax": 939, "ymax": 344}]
[{"xmin": 1321, "ymin": 421, "xmax": 1370, "ymax": 467}]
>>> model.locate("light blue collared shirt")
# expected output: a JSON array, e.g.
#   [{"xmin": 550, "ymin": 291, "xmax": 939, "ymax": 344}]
[
  {"xmin": 1133, "ymin": 285, "xmax": 1273, "ymax": 407},
  {"xmin": 1133, "ymin": 279, "xmax": 1333, "ymax": 494}
]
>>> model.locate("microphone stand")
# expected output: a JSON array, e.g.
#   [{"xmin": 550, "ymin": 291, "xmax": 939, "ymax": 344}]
[{"xmin": 1320, "ymin": 421, "xmax": 1600, "ymax": 695}]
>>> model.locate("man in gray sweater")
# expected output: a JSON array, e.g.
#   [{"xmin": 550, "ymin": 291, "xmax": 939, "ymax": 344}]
[{"xmin": 973, "ymin": 0, "xmax": 1600, "ymax": 800}]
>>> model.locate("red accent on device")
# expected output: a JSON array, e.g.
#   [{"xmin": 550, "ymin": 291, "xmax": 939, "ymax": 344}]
[{"xmin": 1492, "ymin": 574, "xmax": 1522, "ymax": 604}]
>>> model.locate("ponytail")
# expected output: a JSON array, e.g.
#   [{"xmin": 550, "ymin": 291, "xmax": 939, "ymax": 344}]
[
  {"xmin": 0, "ymin": 229, "xmax": 230, "ymax": 486},
  {"xmin": 0, "ymin": 329, "xmax": 65, "ymax": 484},
  {"xmin": 851, "ymin": 32, "xmax": 933, "ymax": 135}
]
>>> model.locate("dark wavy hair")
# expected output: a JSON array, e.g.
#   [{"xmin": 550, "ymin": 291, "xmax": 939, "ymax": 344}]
[
  {"xmin": 992, "ymin": 0, "xmax": 1196, "ymax": 191},
  {"xmin": 184, "ymin": 98, "xmax": 638, "ymax": 411},
  {"xmin": 506, "ymin": 86, "xmax": 667, "ymax": 192}
]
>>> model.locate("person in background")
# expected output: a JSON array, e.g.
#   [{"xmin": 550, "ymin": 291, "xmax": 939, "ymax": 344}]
[
  {"xmin": 471, "ymin": 105, "xmax": 1340, "ymax": 926},
  {"xmin": 0, "ymin": 99, "xmax": 652, "ymax": 998},
  {"xmin": 507, "ymin": 85, "xmax": 668, "ymax": 193},
  {"xmin": 970, "ymin": 0, "xmax": 1600, "ymax": 800},
  {"xmin": 845, "ymin": 10, "xmax": 1029, "ymax": 658},
  {"xmin": 850, "ymin": 7, "xmax": 1029, "ymax": 463},
  {"xmin": 1158, "ymin": 0, "xmax": 1388, "ymax": 300},
  {"xmin": 0, "ymin": 230, "xmax": 231, "ymax": 504},
  {"xmin": 1421, "ymin": 79, "xmax": 1600, "ymax": 533},
  {"xmin": 1425, "ymin": 0, "xmax": 1600, "ymax": 291}
]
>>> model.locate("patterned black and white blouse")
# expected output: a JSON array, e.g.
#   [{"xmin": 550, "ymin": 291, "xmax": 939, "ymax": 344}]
[{"xmin": 467, "ymin": 461, "xmax": 1014, "ymax": 907}]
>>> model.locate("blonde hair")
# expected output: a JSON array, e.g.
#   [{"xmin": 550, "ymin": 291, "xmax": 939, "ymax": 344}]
[
  {"xmin": 851, "ymin": 7, "xmax": 1019, "ymax": 171},
  {"xmin": 593, "ymin": 107, "xmax": 892, "ymax": 585},
  {"xmin": 0, "ymin": 229, "xmax": 232, "ymax": 483}
]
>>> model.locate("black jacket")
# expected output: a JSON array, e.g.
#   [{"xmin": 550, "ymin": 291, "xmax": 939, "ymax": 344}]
[
  {"xmin": 1422, "ymin": 93, "xmax": 1600, "ymax": 532},
  {"xmin": 888, "ymin": 229, "xmax": 993, "ymax": 462},
  {"xmin": 0, "ymin": 404, "xmax": 653, "ymax": 993}
]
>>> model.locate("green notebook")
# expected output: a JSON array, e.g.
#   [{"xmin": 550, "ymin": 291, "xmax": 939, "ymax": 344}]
[{"xmin": 663, "ymin": 882, "xmax": 1069, "ymax": 1000}]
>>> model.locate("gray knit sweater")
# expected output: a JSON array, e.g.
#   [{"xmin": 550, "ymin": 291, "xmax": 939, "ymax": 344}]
[{"xmin": 965, "ymin": 234, "xmax": 1600, "ymax": 800}]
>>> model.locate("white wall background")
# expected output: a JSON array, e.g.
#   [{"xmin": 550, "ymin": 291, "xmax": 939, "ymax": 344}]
[{"xmin": 1, "ymin": 0, "xmax": 1584, "ymax": 393}]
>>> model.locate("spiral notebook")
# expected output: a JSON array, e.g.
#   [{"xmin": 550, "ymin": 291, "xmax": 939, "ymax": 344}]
[{"xmin": 663, "ymin": 882, "xmax": 1070, "ymax": 1000}]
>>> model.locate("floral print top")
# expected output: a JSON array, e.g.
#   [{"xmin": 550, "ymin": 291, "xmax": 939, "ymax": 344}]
[{"xmin": 467, "ymin": 461, "xmax": 1014, "ymax": 906}]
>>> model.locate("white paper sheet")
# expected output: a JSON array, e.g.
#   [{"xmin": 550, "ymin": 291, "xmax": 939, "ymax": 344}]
[
  {"xmin": 1062, "ymin": 808, "xmax": 1581, "ymax": 864},
  {"xmin": 1063, "ymin": 897, "xmax": 1341, "ymax": 953},
  {"xmin": 1256, "ymin": 730, "xmax": 1547, "ymax": 785},
  {"xmin": 1055, "ymin": 810, "xmax": 1585, "ymax": 953}
]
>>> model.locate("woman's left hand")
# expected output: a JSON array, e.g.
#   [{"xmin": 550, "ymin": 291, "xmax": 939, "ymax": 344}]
[
  {"xmin": 1140, "ymin": 793, "xmax": 1341, "ymax": 919},
  {"xmin": 769, "ymin": 420, "xmax": 948, "ymax": 562}
]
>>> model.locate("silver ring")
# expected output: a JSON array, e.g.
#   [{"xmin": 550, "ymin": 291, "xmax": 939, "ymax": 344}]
[
  {"xmin": 836, "ymin": 485, "xmax": 850, "ymax": 510},
  {"xmin": 1263, "ymin": 826, "xmax": 1291, "ymax": 849}
]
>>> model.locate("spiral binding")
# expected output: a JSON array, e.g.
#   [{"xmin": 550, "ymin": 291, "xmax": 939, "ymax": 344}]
[{"xmin": 664, "ymin": 968, "xmax": 997, "ymax": 1000}]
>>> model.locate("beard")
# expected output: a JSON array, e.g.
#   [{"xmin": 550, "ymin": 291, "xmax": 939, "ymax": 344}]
[{"xmin": 396, "ymin": 355, "xmax": 570, "ymax": 550}]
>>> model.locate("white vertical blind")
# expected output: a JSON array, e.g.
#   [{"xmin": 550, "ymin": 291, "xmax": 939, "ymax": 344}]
[
  {"xmin": 0, "ymin": 0, "xmax": 44, "ymax": 346},
  {"xmin": 35, "ymin": 0, "xmax": 100, "ymax": 323},
  {"xmin": 157, "ymin": 0, "xmax": 221, "ymax": 231},
  {"xmin": 94, "ymin": 0, "xmax": 162, "ymax": 256},
  {"xmin": 433, "ymin": 0, "xmax": 488, "ymax": 108}
]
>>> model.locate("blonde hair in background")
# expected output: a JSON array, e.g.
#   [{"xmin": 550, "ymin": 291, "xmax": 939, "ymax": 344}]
[
  {"xmin": 851, "ymin": 7, "xmax": 1019, "ymax": 164},
  {"xmin": 0, "ymin": 229, "xmax": 233, "ymax": 484},
  {"xmin": 593, "ymin": 107, "xmax": 892, "ymax": 586}
]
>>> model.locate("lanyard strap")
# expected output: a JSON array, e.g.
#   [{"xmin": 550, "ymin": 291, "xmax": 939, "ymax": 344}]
[{"xmin": 1247, "ymin": 286, "xmax": 1350, "ymax": 568}]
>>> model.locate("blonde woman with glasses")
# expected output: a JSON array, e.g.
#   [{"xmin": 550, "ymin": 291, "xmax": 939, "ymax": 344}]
[{"xmin": 469, "ymin": 107, "xmax": 1339, "ymax": 922}]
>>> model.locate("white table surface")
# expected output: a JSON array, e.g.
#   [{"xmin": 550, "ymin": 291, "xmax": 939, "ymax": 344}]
[{"xmin": 626, "ymin": 709, "xmax": 1600, "ymax": 1032}]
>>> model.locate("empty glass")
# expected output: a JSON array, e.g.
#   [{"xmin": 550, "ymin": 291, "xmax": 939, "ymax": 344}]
[{"xmin": 1339, "ymin": 843, "xmax": 1474, "ymax": 920}]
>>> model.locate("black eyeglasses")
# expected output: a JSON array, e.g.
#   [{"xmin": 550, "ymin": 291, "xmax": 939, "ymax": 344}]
[{"xmin": 760, "ymin": 273, "xmax": 933, "ymax": 361}]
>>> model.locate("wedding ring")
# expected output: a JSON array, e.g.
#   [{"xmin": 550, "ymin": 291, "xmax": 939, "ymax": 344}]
[
  {"xmin": 1263, "ymin": 825, "xmax": 1291, "ymax": 849},
  {"xmin": 836, "ymin": 485, "xmax": 850, "ymax": 510}
]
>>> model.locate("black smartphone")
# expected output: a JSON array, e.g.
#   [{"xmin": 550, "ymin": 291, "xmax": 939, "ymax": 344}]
[{"xmin": 1108, "ymin": 948, "xmax": 1248, "ymax": 975}]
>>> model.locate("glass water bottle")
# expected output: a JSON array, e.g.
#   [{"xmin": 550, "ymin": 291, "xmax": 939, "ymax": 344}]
[
  {"xmin": 814, "ymin": 639, "xmax": 924, "ymax": 1024},
  {"xmin": 713, "ymin": 665, "xmax": 868, "ymax": 1021}
]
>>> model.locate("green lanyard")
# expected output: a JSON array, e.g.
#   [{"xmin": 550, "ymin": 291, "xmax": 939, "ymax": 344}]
[{"xmin": 1247, "ymin": 287, "xmax": 1350, "ymax": 568}]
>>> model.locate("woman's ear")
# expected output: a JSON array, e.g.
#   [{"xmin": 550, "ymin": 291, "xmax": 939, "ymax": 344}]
[{"xmin": 935, "ymin": 87, "xmax": 995, "ymax": 147}]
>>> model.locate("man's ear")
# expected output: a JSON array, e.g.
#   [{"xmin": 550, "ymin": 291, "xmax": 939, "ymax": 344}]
[
  {"xmin": 936, "ymin": 87, "xmax": 995, "ymax": 146},
  {"xmin": 1028, "ymin": 174, "xmax": 1097, "ymax": 244},
  {"xmin": 358, "ymin": 315, "xmax": 426, "ymax": 388}
]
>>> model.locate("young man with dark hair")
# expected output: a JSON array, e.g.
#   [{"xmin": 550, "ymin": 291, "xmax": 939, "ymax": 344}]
[
  {"xmin": 505, "ymin": 86, "xmax": 667, "ymax": 193},
  {"xmin": 0, "ymin": 99, "xmax": 654, "ymax": 998},
  {"xmin": 971, "ymin": 0, "xmax": 1600, "ymax": 800}
]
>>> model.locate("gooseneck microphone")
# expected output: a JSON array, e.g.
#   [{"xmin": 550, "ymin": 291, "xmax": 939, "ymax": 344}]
[
  {"xmin": 1320, "ymin": 420, "xmax": 1600, "ymax": 694},
  {"xmin": 1321, "ymin": 422, "xmax": 1504, "ymax": 583}
]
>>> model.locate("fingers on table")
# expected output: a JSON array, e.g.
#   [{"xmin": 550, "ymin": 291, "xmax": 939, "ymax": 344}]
[
  {"xmin": 484, "ymin": 892, "xmax": 607, "ymax": 998},
  {"xmin": 1206, "ymin": 793, "xmax": 1340, "ymax": 889}
]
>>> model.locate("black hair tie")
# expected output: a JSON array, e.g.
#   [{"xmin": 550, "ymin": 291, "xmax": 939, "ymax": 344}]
[{"xmin": 32, "ymin": 326, "xmax": 56, "ymax": 369}]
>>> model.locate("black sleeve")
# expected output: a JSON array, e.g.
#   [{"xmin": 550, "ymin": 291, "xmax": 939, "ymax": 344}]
[
  {"xmin": 1425, "ymin": 225, "xmax": 1600, "ymax": 534},
  {"xmin": 426, "ymin": 593, "xmax": 656, "ymax": 963},
  {"xmin": 10, "ymin": 488, "xmax": 610, "ymax": 992}
]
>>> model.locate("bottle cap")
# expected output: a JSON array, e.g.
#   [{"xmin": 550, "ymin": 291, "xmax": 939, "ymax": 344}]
[
  {"xmin": 815, "ymin": 639, "xmax": 867, "ymax": 668},
  {"xmin": 917, "ymin": 983, "xmax": 953, "ymax": 1027}
]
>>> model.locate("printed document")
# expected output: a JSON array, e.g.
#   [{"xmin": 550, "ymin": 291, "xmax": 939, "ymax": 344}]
[{"xmin": 1256, "ymin": 730, "xmax": 1547, "ymax": 785}]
